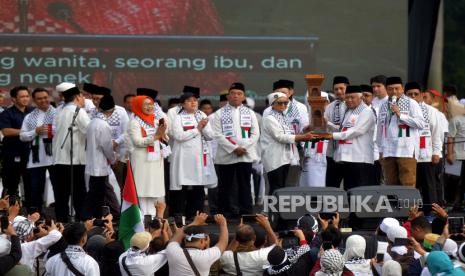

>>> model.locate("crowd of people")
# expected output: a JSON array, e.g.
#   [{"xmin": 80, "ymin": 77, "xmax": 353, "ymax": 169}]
[
  {"xmin": 2, "ymin": 194, "xmax": 465, "ymax": 275},
  {"xmin": 0, "ymin": 74, "xmax": 464, "ymax": 275}
]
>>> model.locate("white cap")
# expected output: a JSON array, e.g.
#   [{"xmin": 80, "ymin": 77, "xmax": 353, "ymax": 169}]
[
  {"xmin": 267, "ymin": 92, "xmax": 287, "ymax": 106},
  {"xmin": 443, "ymin": 238, "xmax": 458, "ymax": 257},
  {"xmin": 380, "ymin": 217, "xmax": 400, "ymax": 233},
  {"xmin": 386, "ymin": 225, "xmax": 407, "ymax": 243},
  {"xmin": 246, "ymin": 97, "xmax": 255, "ymax": 109},
  {"xmin": 55, "ymin": 82, "xmax": 76, "ymax": 93}
]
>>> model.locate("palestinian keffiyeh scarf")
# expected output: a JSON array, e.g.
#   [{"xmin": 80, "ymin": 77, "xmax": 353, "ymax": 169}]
[
  {"xmin": 220, "ymin": 104, "xmax": 252, "ymax": 144},
  {"xmin": 270, "ymin": 109, "xmax": 298, "ymax": 164},
  {"xmin": 24, "ymin": 106, "xmax": 56, "ymax": 162},
  {"xmin": 154, "ymin": 102, "xmax": 164, "ymax": 121},
  {"xmin": 419, "ymin": 102, "xmax": 432, "ymax": 159},
  {"xmin": 379, "ymin": 94, "xmax": 411, "ymax": 138},
  {"xmin": 318, "ymin": 249, "xmax": 344, "ymax": 276},
  {"xmin": 180, "ymin": 109, "xmax": 209, "ymax": 167},
  {"xmin": 332, "ymin": 100, "xmax": 342, "ymax": 125},
  {"xmin": 105, "ymin": 109, "xmax": 121, "ymax": 140},
  {"xmin": 135, "ymin": 116, "xmax": 159, "ymax": 161},
  {"xmin": 286, "ymin": 98, "xmax": 301, "ymax": 133}
]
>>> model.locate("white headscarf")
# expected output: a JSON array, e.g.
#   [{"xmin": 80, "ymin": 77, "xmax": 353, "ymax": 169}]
[
  {"xmin": 382, "ymin": 260, "xmax": 402, "ymax": 276},
  {"xmin": 343, "ymin": 235, "xmax": 372, "ymax": 275}
]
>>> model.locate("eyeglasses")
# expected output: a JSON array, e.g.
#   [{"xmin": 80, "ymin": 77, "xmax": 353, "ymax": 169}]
[
  {"xmin": 407, "ymin": 92, "xmax": 420, "ymax": 96},
  {"xmin": 274, "ymin": 101, "xmax": 289, "ymax": 106}
]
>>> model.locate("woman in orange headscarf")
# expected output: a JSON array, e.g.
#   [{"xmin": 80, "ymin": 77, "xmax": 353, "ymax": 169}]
[{"xmin": 126, "ymin": 96, "xmax": 167, "ymax": 216}]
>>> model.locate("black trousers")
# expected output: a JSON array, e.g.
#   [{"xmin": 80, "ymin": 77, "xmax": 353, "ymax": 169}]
[
  {"xmin": 53, "ymin": 164, "xmax": 87, "ymax": 222},
  {"xmin": 267, "ymin": 164, "xmax": 290, "ymax": 195},
  {"xmin": 1, "ymin": 155, "xmax": 30, "ymax": 197},
  {"xmin": 326, "ymin": 157, "xmax": 344, "ymax": 188},
  {"xmin": 104, "ymin": 181, "xmax": 121, "ymax": 220},
  {"xmin": 217, "ymin": 162, "xmax": 253, "ymax": 215},
  {"xmin": 25, "ymin": 165, "xmax": 57, "ymax": 212},
  {"xmin": 373, "ymin": 160, "xmax": 383, "ymax": 185},
  {"xmin": 417, "ymin": 162, "xmax": 439, "ymax": 210},
  {"xmin": 169, "ymin": 186, "xmax": 205, "ymax": 218},
  {"xmin": 82, "ymin": 176, "xmax": 107, "ymax": 220},
  {"xmin": 342, "ymin": 162, "xmax": 374, "ymax": 190}
]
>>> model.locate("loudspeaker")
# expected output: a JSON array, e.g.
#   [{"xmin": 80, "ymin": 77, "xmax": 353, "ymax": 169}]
[
  {"xmin": 347, "ymin": 185, "xmax": 422, "ymax": 230},
  {"xmin": 347, "ymin": 185, "xmax": 422, "ymax": 218},
  {"xmin": 267, "ymin": 187, "xmax": 349, "ymax": 230}
]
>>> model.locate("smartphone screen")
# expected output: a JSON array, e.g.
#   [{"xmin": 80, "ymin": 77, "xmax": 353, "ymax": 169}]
[{"xmin": 448, "ymin": 217, "xmax": 464, "ymax": 234}]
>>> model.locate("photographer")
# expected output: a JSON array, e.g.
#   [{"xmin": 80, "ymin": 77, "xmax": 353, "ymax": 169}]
[
  {"xmin": 220, "ymin": 214, "xmax": 277, "ymax": 275},
  {"xmin": 0, "ymin": 217, "xmax": 22, "ymax": 275},
  {"xmin": 19, "ymin": 219, "xmax": 63, "ymax": 270},
  {"xmin": 118, "ymin": 230, "xmax": 168, "ymax": 276},
  {"xmin": 45, "ymin": 222, "xmax": 100, "ymax": 275},
  {"xmin": 166, "ymin": 212, "xmax": 228, "ymax": 276}
]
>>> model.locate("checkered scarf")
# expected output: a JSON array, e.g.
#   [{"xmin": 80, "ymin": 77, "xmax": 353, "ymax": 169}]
[
  {"xmin": 379, "ymin": 95, "xmax": 411, "ymax": 127},
  {"xmin": 341, "ymin": 102, "xmax": 367, "ymax": 128},
  {"xmin": 332, "ymin": 100, "xmax": 342, "ymax": 124},
  {"xmin": 23, "ymin": 106, "xmax": 56, "ymax": 132},
  {"xmin": 23, "ymin": 107, "xmax": 56, "ymax": 161},
  {"xmin": 420, "ymin": 102, "xmax": 430, "ymax": 124},
  {"xmin": 154, "ymin": 102, "xmax": 164, "ymax": 121},
  {"xmin": 220, "ymin": 104, "xmax": 251, "ymax": 136},
  {"xmin": 180, "ymin": 109, "xmax": 209, "ymax": 165},
  {"xmin": 319, "ymin": 249, "xmax": 344, "ymax": 276},
  {"xmin": 267, "ymin": 244, "xmax": 311, "ymax": 275},
  {"xmin": 270, "ymin": 109, "xmax": 293, "ymax": 133},
  {"xmin": 286, "ymin": 98, "xmax": 301, "ymax": 127},
  {"xmin": 100, "ymin": 109, "xmax": 121, "ymax": 140},
  {"xmin": 135, "ymin": 116, "xmax": 156, "ymax": 134},
  {"xmin": 12, "ymin": 219, "xmax": 34, "ymax": 242}
]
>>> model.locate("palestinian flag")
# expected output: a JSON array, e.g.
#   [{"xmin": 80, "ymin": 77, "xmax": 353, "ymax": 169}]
[{"xmin": 118, "ymin": 160, "xmax": 144, "ymax": 249}]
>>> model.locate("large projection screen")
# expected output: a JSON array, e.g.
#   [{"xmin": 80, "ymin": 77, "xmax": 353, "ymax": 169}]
[{"xmin": 0, "ymin": 0, "xmax": 407, "ymax": 105}]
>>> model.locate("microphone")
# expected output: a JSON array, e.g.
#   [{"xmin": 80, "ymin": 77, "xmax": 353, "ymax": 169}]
[
  {"xmin": 390, "ymin": 95, "xmax": 397, "ymax": 105},
  {"xmin": 47, "ymin": 2, "xmax": 86, "ymax": 33}
]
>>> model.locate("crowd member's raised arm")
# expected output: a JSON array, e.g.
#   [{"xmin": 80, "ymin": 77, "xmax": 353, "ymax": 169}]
[{"xmin": 214, "ymin": 214, "xmax": 229, "ymax": 254}]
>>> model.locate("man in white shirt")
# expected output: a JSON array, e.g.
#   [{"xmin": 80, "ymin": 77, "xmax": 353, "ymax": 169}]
[
  {"xmin": 325, "ymin": 85, "xmax": 376, "ymax": 190},
  {"xmin": 447, "ymin": 113, "xmax": 465, "ymax": 206},
  {"xmin": 119, "ymin": 231, "xmax": 167, "ymax": 276},
  {"xmin": 45, "ymin": 222, "xmax": 99, "ymax": 275},
  {"xmin": 166, "ymin": 213, "xmax": 228, "ymax": 276},
  {"xmin": 371, "ymin": 75, "xmax": 389, "ymax": 112},
  {"xmin": 19, "ymin": 220, "xmax": 63, "ymax": 270},
  {"xmin": 52, "ymin": 85, "xmax": 90, "ymax": 222},
  {"xmin": 82, "ymin": 95, "xmax": 117, "ymax": 220},
  {"xmin": 376, "ymin": 77, "xmax": 425, "ymax": 187},
  {"xmin": 123, "ymin": 93, "xmax": 135, "ymax": 118},
  {"xmin": 220, "ymin": 214, "xmax": 277, "ymax": 275},
  {"xmin": 20, "ymin": 88, "xmax": 56, "ymax": 212},
  {"xmin": 361, "ymin": 84, "xmax": 382, "ymax": 185},
  {"xmin": 324, "ymin": 76, "xmax": 349, "ymax": 188},
  {"xmin": 405, "ymin": 81, "xmax": 442, "ymax": 209},
  {"xmin": 370, "ymin": 75, "xmax": 389, "ymax": 185},
  {"xmin": 210, "ymin": 83, "xmax": 260, "ymax": 216}
]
